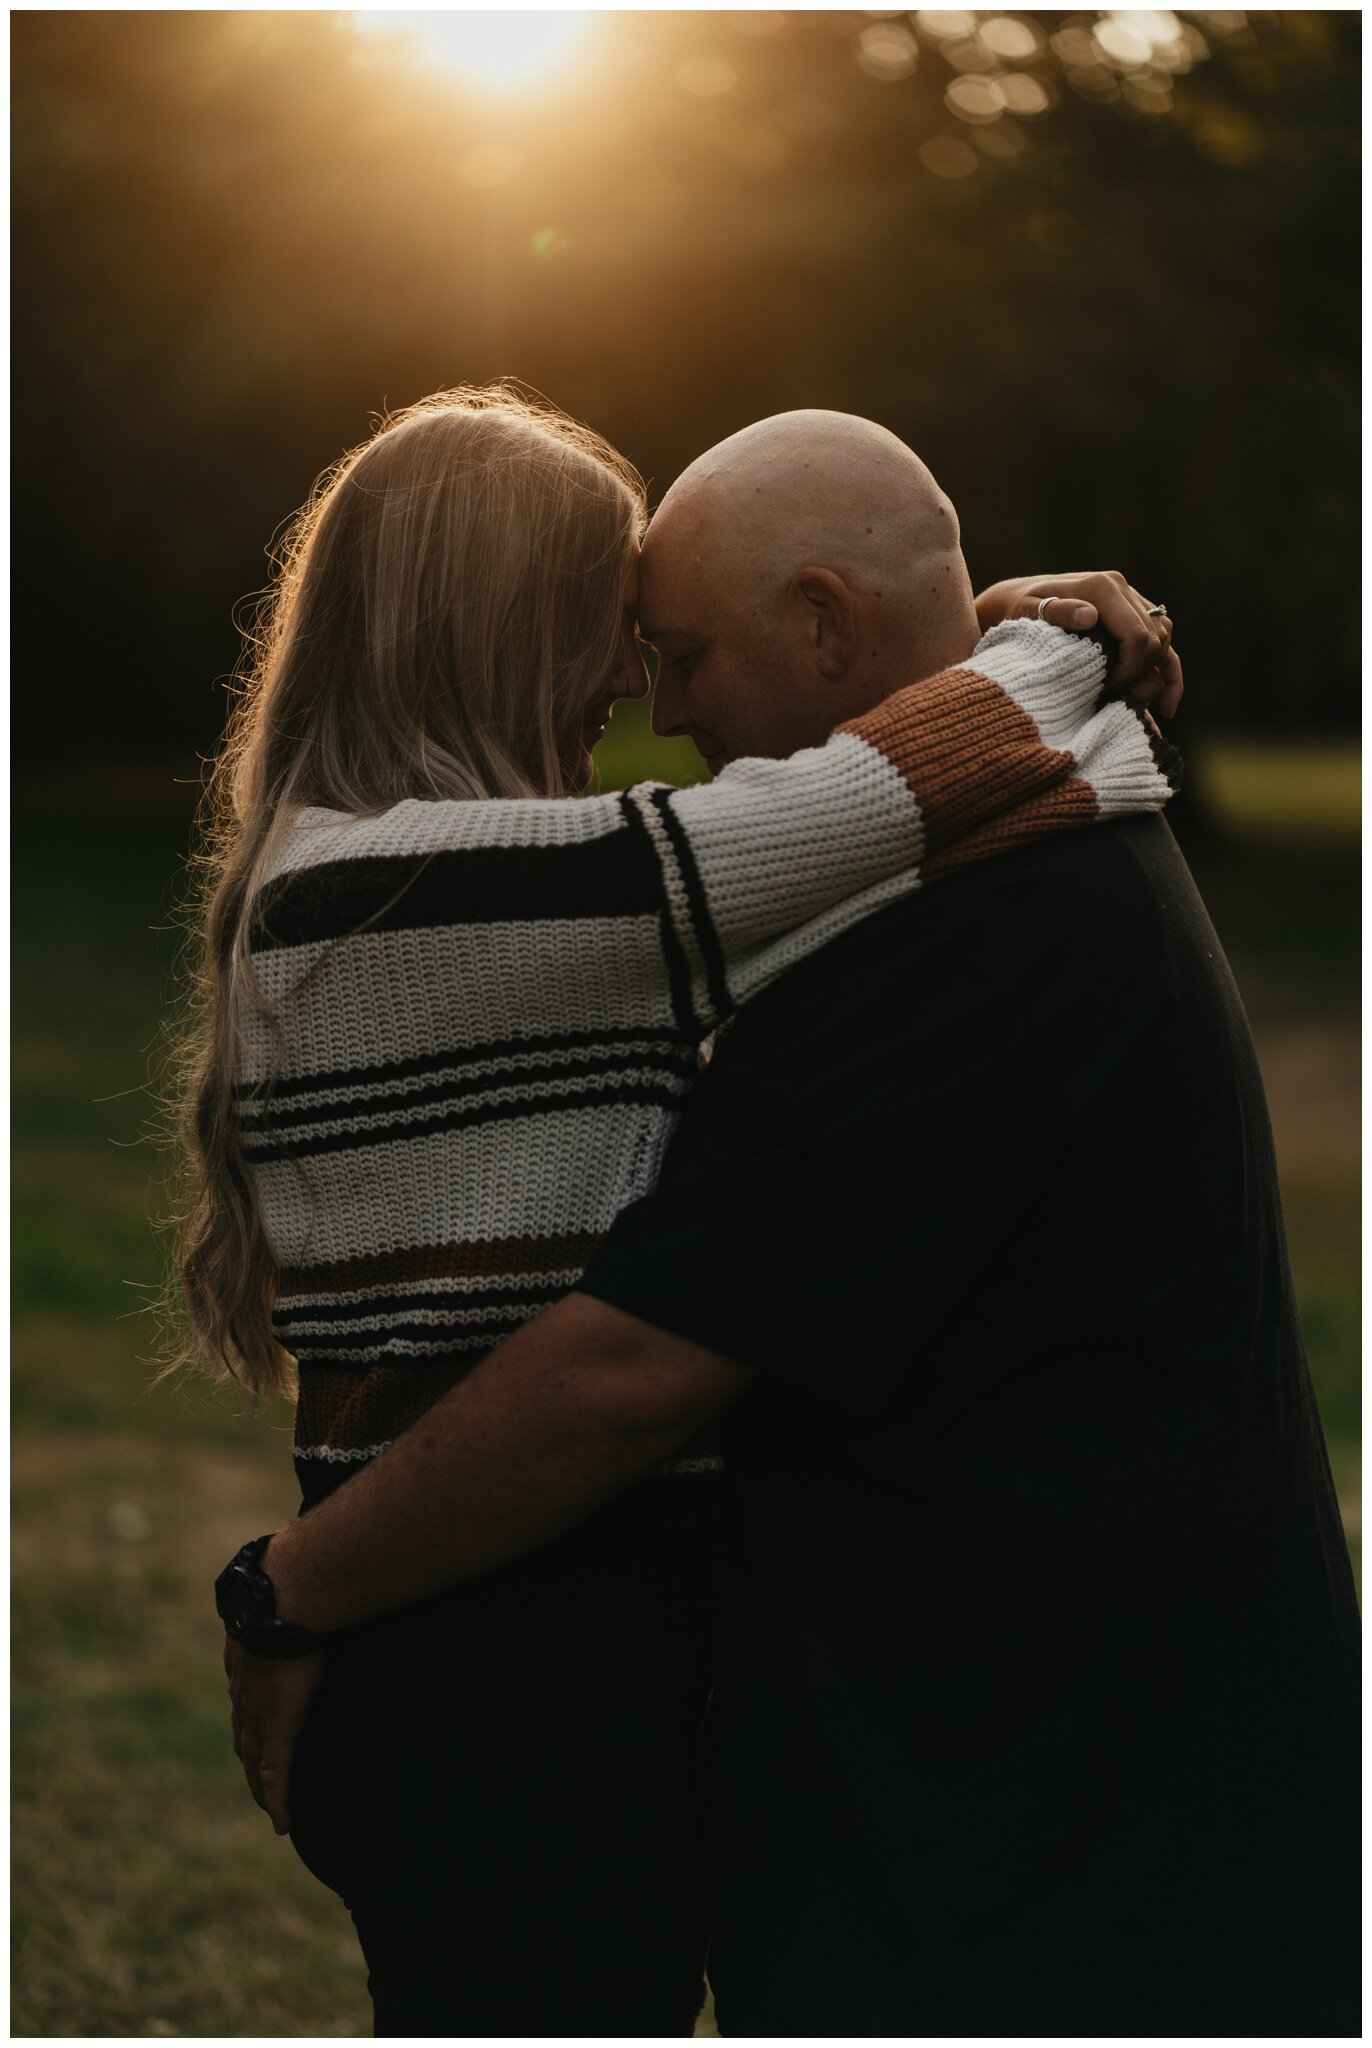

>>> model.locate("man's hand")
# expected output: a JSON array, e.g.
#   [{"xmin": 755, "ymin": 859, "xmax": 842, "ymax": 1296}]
[
  {"xmin": 974, "ymin": 571, "xmax": 1184, "ymax": 718},
  {"xmin": 224, "ymin": 1632, "xmax": 324, "ymax": 1835}
]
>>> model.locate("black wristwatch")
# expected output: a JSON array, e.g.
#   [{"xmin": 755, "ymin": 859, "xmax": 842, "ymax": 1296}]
[{"xmin": 215, "ymin": 1533, "xmax": 331, "ymax": 1659}]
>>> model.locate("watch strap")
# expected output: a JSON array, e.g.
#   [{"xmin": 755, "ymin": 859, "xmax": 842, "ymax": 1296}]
[{"xmin": 215, "ymin": 1533, "xmax": 332, "ymax": 1659}]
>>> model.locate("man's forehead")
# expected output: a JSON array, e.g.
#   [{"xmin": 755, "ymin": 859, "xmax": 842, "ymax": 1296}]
[
  {"xmin": 641, "ymin": 516, "xmax": 703, "ymax": 574},
  {"xmin": 635, "ymin": 523, "xmax": 711, "ymax": 634}
]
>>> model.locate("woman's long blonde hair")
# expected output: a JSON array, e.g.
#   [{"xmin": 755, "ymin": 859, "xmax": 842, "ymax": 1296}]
[{"xmin": 164, "ymin": 386, "xmax": 647, "ymax": 1403}]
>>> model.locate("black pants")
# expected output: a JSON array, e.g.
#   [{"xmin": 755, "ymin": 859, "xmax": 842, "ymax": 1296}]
[{"xmin": 288, "ymin": 1478, "xmax": 722, "ymax": 2037}]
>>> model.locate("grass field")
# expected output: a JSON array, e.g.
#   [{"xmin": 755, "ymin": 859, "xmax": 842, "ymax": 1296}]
[{"xmin": 11, "ymin": 742, "xmax": 1359, "ymax": 2037}]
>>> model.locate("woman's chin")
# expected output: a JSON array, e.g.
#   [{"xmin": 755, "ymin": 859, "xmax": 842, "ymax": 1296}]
[{"xmin": 559, "ymin": 723, "xmax": 604, "ymax": 791}]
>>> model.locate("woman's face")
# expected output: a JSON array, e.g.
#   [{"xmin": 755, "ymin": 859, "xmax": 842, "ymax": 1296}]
[{"xmin": 563, "ymin": 543, "xmax": 650, "ymax": 790}]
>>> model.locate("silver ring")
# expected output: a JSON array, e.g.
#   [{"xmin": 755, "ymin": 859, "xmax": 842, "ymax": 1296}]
[
  {"xmin": 1146, "ymin": 603, "xmax": 1168, "ymax": 618},
  {"xmin": 1036, "ymin": 595, "xmax": 1057, "ymax": 619}
]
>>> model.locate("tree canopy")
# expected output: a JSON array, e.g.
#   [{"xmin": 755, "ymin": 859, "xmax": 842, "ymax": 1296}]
[{"xmin": 13, "ymin": 9, "xmax": 1359, "ymax": 761}]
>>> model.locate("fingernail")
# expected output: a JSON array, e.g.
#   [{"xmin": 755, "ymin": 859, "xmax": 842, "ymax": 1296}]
[{"xmin": 1071, "ymin": 604, "xmax": 1094, "ymax": 626}]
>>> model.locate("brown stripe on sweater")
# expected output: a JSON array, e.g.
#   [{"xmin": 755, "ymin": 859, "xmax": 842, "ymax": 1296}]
[
  {"xmin": 842, "ymin": 668, "xmax": 1082, "ymax": 853},
  {"xmin": 278, "ymin": 1229, "xmax": 605, "ymax": 1298},
  {"xmin": 295, "ymin": 1359, "xmax": 494, "ymax": 1457},
  {"xmin": 923, "ymin": 776, "xmax": 1101, "ymax": 879}
]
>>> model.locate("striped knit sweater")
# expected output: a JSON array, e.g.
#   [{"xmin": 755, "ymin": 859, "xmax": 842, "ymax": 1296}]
[{"xmin": 235, "ymin": 621, "xmax": 1180, "ymax": 1507}]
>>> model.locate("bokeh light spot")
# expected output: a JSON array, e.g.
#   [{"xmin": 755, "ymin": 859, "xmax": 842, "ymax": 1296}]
[
  {"xmin": 979, "ymin": 16, "xmax": 1042, "ymax": 61},
  {"xmin": 1068, "ymin": 66, "xmax": 1122, "ymax": 101},
  {"xmin": 946, "ymin": 74, "xmax": 1005, "ymax": 123},
  {"xmin": 1177, "ymin": 24, "xmax": 1212, "ymax": 66},
  {"xmin": 1050, "ymin": 27, "xmax": 1098, "ymax": 66},
  {"xmin": 915, "ymin": 11, "xmax": 978, "ymax": 40},
  {"xmin": 998, "ymin": 72, "xmax": 1051, "ymax": 116},
  {"xmin": 1128, "ymin": 11, "xmax": 1186, "ymax": 51},
  {"xmin": 943, "ymin": 35, "xmax": 1000, "ymax": 74},
  {"xmin": 677, "ymin": 56, "xmax": 738, "ymax": 96},
  {"xmin": 1094, "ymin": 9, "xmax": 1198, "ymax": 77},
  {"xmin": 918, "ymin": 134, "xmax": 980, "ymax": 178},
  {"xmin": 854, "ymin": 22, "xmax": 920, "ymax": 80},
  {"xmin": 1122, "ymin": 74, "xmax": 1174, "ymax": 113},
  {"xmin": 1093, "ymin": 18, "xmax": 1153, "ymax": 68}
]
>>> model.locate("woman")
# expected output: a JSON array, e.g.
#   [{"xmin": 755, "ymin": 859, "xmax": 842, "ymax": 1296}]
[{"xmin": 172, "ymin": 386, "xmax": 1178, "ymax": 2034}]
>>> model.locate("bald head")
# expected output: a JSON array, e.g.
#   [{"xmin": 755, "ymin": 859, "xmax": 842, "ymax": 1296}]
[
  {"xmin": 640, "ymin": 411, "xmax": 980, "ymax": 768},
  {"xmin": 655, "ymin": 409, "xmax": 961, "ymax": 599}
]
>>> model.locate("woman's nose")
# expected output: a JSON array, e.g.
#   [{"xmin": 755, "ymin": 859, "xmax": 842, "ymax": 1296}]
[{"xmin": 622, "ymin": 646, "xmax": 651, "ymax": 700}]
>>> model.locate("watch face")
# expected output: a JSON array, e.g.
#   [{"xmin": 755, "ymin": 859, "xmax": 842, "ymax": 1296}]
[{"xmin": 217, "ymin": 1563, "xmax": 261, "ymax": 1635}]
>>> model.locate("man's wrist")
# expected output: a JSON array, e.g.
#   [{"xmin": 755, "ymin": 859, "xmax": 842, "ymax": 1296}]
[
  {"xmin": 973, "ymin": 577, "xmax": 1021, "ymax": 632},
  {"xmin": 215, "ymin": 1530, "xmax": 332, "ymax": 1657},
  {"xmin": 256, "ymin": 1524, "xmax": 321, "ymax": 1630}
]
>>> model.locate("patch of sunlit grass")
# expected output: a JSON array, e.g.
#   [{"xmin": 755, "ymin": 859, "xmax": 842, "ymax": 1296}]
[
  {"xmin": 587, "ymin": 694, "xmax": 712, "ymax": 792},
  {"xmin": 1194, "ymin": 740, "xmax": 1359, "ymax": 843}
]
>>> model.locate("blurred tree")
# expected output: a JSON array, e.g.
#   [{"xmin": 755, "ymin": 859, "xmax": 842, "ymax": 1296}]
[{"xmin": 11, "ymin": 10, "xmax": 1359, "ymax": 764}]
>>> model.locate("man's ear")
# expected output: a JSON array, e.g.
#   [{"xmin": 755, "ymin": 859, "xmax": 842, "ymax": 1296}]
[{"xmin": 792, "ymin": 566, "xmax": 858, "ymax": 680}]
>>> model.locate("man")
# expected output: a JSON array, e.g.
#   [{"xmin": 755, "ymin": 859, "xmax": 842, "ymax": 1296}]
[{"xmin": 224, "ymin": 414, "xmax": 1358, "ymax": 2033}]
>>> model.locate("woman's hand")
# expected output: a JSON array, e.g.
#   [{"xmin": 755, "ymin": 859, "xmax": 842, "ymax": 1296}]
[
  {"xmin": 224, "ymin": 1633, "xmax": 324, "ymax": 1835},
  {"xmin": 974, "ymin": 571, "xmax": 1184, "ymax": 718}
]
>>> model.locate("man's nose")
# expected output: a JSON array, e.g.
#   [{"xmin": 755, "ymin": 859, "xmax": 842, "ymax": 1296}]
[{"xmin": 651, "ymin": 664, "xmax": 688, "ymax": 738}]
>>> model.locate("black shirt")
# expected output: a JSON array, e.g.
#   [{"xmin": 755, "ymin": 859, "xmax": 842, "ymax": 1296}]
[{"xmin": 581, "ymin": 816, "xmax": 1360, "ymax": 2036}]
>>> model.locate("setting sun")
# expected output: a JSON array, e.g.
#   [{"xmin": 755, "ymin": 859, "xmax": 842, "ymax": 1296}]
[{"xmin": 353, "ymin": 10, "xmax": 590, "ymax": 91}]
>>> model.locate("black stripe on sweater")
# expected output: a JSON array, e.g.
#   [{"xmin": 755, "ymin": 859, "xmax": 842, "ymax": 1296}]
[
  {"xmin": 250, "ymin": 831, "xmax": 662, "ymax": 952},
  {"xmin": 241, "ymin": 1077, "xmax": 687, "ymax": 1164},
  {"xmin": 618, "ymin": 793, "xmax": 702, "ymax": 1040},
  {"xmin": 287, "ymin": 1309, "xmax": 538, "ymax": 1349},
  {"xmin": 648, "ymin": 786, "xmax": 733, "ymax": 1025},
  {"xmin": 238, "ymin": 1050, "xmax": 696, "ymax": 1137},
  {"xmin": 273, "ymin": 1281, "xmax": 566, "ymax": 1328},
  {"xmin": 292, "ymin": 1322, "xmax": 528, "ymax": 1369},
  {"xmin": 231, "ymin": 1026, "xmax": 690, "ymax": 1105}
]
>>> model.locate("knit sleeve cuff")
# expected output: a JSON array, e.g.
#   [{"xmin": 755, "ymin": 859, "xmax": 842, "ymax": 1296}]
[
  {"xmin": 836, "ymin": 617, "xmax": 1180, "ymax": 864},
  {"xmin": 966, "ymin": 617, "xmax": 1108, "ymax": 744}
]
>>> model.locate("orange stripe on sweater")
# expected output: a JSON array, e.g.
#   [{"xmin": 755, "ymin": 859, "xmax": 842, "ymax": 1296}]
[
  {"xmin": 922, "ymin": 778, "xmax": 1101, "ymax": 879},
  {"xmin": 841, "ymin": 668, "xmax": 1088, "ymax": 854}
]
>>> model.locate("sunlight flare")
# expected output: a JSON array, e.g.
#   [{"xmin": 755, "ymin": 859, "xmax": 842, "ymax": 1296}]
[{"xmin": 354, "ymin": 10, "xmax": 590, "ymax": 91}]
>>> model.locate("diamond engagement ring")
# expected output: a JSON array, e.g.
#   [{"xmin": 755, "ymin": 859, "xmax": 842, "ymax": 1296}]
[{"xmin": 1146, "ymin": 603, "xmax": 1169, "ymax": 617}]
